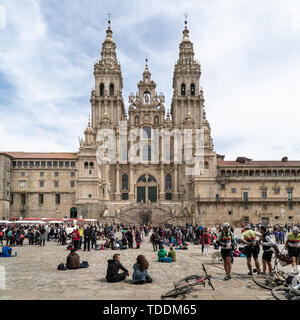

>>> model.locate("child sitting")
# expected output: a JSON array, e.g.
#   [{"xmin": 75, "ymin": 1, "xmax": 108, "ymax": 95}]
[
  {"xmin": 157, "ymin": 245, "xmax": 173, "ymax": 262},
  {"xmin": 167, "ymin": 246, "xmax": 176, "ymax": 262}
]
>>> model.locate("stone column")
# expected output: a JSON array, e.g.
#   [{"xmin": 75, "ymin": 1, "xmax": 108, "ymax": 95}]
[
  {"xmin": 174, "ymin": 164, "xmax": 179, "ymax": 200},
  {"xmin": 160, "ymin": 165, "xmax": 165, "ymax": 200},
  {"xmin": 129, "ymin": 165, "xmax": 134, "ymax": 200},
  {"xmin": 115, "ymin": 164, "xmax": 121, "ymax": 200}
]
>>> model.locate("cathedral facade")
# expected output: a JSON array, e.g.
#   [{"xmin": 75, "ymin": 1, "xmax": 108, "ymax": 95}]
[{"xmin": 1, "ymin": 20, "xmax": 300, "ymax": 226}]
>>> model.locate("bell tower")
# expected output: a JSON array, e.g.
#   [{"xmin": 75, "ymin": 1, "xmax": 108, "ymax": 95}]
[
  {"xmin": 171, "ymin": 18, "xmax": 203, "ymax": 128},
  {"xmin": 91, "ymin": 16, "xmax": 126, "ymax": 136}
]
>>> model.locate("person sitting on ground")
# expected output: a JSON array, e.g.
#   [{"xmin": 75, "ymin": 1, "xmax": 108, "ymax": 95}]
[
  {"xmin": 106, "ymin": 253, "xmax": 129, "ymax": 282},
  {"xmin": 132, "ymin": 255, "xmax": 153, "ymax": 284},
  {"xmin": 167, "ymin": 246, "xmax": 176, "ymax": 262},
  {"xmin": 157, "ymin": 245, "xmax": 173, "ymax": 262},
  {"xmin": 66, "ymin": 249, "xmax": 80, "ymax": 269}
]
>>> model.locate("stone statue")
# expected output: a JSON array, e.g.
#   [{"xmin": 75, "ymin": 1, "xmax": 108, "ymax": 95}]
[{"xmin": 144, "ymin": 93, "xmax": 150, "ymax": 104}]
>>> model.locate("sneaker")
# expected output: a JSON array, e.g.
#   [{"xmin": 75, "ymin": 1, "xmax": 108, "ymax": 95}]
[
  {"xmin": 227, "ymin": 275, "xmax": 231, "ymax": 279},
  {"xmin": 248, "ymin": 272, "xmax": 253, "ymax": 276},
  {"xmin": 223, "ymin": 275, "xmax": 230, "ymax": 281}
]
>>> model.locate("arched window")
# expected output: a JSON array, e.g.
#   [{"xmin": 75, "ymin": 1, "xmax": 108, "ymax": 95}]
[
  {"xmin": 148, "ymin": 175, "xmax": 156, "ymax": 183},
  {"xmin": 142, "ymin": 145, "xmax": 151, "ymax": 161},
  {"xmin": 154, "ymin": 116, "xmax": 159, "ymax": 126},
  {"xmin": 100, "ymin": 83, "xmax": 104, "ymax": 96},
  {"xmin": 89, "ymin": 162, "xmax": 94, "ymax": 168},
  {"xmin": 165, "ymin": 174, "xmax": 172, "ymax": 190},
  {"xmin": 109, "ymin": 83, "xmax": 114, "ymax": 96},
  {"xmin": 191, "ymin": 83, "xmax": 195, "ymax": 96},
  {"xmin": 143, "ymin": 127, "xmax": 151, "ymax": 139},
  {"xmin": 204, "ymin": 161, "xmax": 209, "ymax": 169},
  {"xmin": 181, "ymin": 83, "xmax": 186, "ymax": 96},
  {"xmin": 138, "ymin": 175, "xmax": 146, "ymax": 183},
  {"xmin": 84, "ymin": 162, "xmax": 88, "ymax": 169},
  {"xmin": 122, "ymin": 174, "xmax": 128, "ymax": 190},
  {"xmin": 135, "ymin": 116, "xmax": 139, "ymax": 126}
]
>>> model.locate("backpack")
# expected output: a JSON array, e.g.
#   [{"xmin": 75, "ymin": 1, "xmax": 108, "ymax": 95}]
[
  {"xmin": 57, "ymin": 263, "xmax": 66, "ymax": 271},
  {"xmin": 80, "ymin": 261, "xmax": 89, "ymax": 268},
  {"xmin": 0, "ymin": 231, "xmax": 3, "ymax": 237},
  {"xmin": 204, "ymin": 236, "xmax": 209, "ymax": 245}
]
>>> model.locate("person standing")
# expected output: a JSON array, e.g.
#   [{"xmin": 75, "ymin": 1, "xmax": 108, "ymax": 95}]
[
  {"xmin": 72, "ymin": 228, "xmax": 80, "ymax": 250},
  {"xmin": 78, "ymin": 225, "xmax": 84, "ymax": 249},
  {"xmin": 126, "ymin": 229, "xmax": 134, "ymax": 249},
  {"xmin": 217, "ymin": 223, "xmax": 234, "ymax": 281},
  {"xmin": 285, "ymin": 226, "xmax": 300, "ymax": 275},
  {"xmin": 40, "ymin": 226, "xmax": 47, "ymax": 246},
  {"xmin": 90, "ymin": 227, "xmax": 97, "ymax": 249},
  {"xmin": 150, "ymin": 230, "xmax": 160, "ymax": 252},
  {"xmin": 241, "ymin": 225, "xmax": 261, "ymax": 275},
  {"xmin": 259, "ymin": 225, "xmax": 278, "ymax": 275},
  {"xmin": 83, "ymin": 226, "xmax": 91, "ymax": 251},
  {"xmin": 135, "ymin": 229, "xmax": 142, "ymax": 249},
  {"xmin": 201, "ymin": 227, "xmax": 211, "ymax": 256}
]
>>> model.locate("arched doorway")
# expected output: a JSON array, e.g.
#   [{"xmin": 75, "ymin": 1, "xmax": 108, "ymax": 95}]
[
  {"xmin": 136, "ymin": 174, "xmax": 157, "ymax": 203},
  {"xmin": 70, "ymin": 207, "xmax": 77, "ymax": 219}
]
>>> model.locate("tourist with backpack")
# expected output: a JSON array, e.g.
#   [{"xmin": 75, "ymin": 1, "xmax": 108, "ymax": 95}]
[{"xmin": 217, "ymin": 223, "xmax": 234, "ymax": 281}]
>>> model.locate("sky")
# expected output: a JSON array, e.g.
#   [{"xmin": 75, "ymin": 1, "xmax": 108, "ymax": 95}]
[{"xmin": 0, "ymin": 0, "xmax": 300, "ymax": 160}]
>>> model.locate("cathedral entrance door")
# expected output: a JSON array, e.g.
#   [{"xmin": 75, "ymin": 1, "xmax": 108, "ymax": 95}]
[
  {"xmin": 136, "ymin": 174, "xmax": 157, "ymax": 203},
  {"xmin": 137, "ymin": 187, "xmax": 146, "ymax": 203},
  {"xmin": 148, "ymin": 186, "xmax": 157, "ymax": 203}
]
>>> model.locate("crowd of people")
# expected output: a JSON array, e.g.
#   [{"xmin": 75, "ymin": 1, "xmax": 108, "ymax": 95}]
[{"xmin": 1, "ymin": 220, "xmax": 300, "ymax": 285}]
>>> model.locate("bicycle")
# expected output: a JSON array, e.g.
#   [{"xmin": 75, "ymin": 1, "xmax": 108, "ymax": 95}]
[
  {"xmin": 252, "ymin": 247, "xmax": 291, "ymax": 290},
  {"xmin": 272, "ymin": 284, "xmax": 300, "ymax": 300},
  {"xmin": 161, "ymin": 263, "xmax": 214, "ymax": 299}
]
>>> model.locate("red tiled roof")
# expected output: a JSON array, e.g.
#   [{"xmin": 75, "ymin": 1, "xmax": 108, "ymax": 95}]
[
  {"xmin": 0, "ymin": 152, "xmax": 78, "ymax": 160},
  {"xmin": 219, "ymin": 160, "xmax": 300, "ymax": 167}
]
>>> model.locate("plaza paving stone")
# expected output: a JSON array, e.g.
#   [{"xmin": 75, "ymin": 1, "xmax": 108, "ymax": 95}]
[{"xmin": 0, "ymin": 229, "xmax": 287, "ymax": 300}]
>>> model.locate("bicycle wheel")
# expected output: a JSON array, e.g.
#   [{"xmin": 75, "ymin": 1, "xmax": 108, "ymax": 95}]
[
  {"xmin": 271, "ymin": 286, "xmax": 300, "ymax": 300},
  {"xmin": 174, "ymin": 275, "xmax": 203, "ymax": 288},
  {"xmin": 252, "ymin": 274, "xmax": 283, "ymax": 290},
  {"xmin": 161, "ymin": 285, "xmax": 193, "ymax": 299}
]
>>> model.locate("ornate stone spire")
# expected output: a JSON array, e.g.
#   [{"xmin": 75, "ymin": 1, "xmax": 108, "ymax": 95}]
[
  {"xmin": 142, "ymin": 55, "xmax": 151, "ymax": 82},
  {"xmin": 99, "ymin": 15, "xmax": 118, "ymax": 67}
]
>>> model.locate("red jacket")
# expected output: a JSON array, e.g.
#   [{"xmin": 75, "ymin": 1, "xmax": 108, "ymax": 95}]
[
  {"xmin": 72, "ymin": 229, "xmax": 80, "ymax": 241},
  {"xmin": 202, "ymin": 233, "xmax": 211, "ymax": 245}
]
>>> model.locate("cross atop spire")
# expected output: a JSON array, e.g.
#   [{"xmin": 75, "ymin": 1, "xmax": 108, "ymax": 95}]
[
  {"xmin": 145, "ymin": 54, "xmax": 149, "ymax": 70},
  {"xmin": 184, "ymin": 13, "xmax": 188, "ymax": 29},
  {"xmin": 182, "ymin": 13, "xmax": 190, "ymax": 40},
  {"xmin": 107, "ymin": 12, "xmax": 112, "ymax": 29}
]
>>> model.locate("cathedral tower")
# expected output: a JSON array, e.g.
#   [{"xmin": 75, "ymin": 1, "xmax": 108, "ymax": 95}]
[
  {"xmin": 171, "ymin": 18, "xmax": 203, "ymax": 128},
  {"xmin": 91, "ymin": 18, "xmax": 126, "ymax": 135}
]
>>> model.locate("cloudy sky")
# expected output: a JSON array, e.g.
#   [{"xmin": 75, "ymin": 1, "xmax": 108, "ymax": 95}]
[{"xmin": 0, "ymin": 0, "xmax": 300, "ymax": 160}]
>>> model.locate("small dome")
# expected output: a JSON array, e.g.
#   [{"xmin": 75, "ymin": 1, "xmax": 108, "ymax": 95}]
[{"xmin": 84, "ymin": 119, "xmax": 94, "ymax": 134}]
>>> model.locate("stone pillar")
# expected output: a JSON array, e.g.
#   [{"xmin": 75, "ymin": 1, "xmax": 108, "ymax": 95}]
[
  {"xmin": 115, "ymin": 164, "xmax": 121, "ymax": 200},
  {"xmin": 104, "ymin": 164, "xmax": 110, "ymax": 200},
  {"xmin": 160, "ymin": 165, "xmax": 165, "ymax": 200},
  {"xmin": 174, "ymin": 164, "xmax": 179, "ymax": 200},
  {"xmin": 129, "ymin": 165, "xmax": 134, "ymax": 200}
]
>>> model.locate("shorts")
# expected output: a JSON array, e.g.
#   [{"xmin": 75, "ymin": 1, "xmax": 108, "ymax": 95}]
[
  {"xmin": 288, "ymin": 247, "xmax": 300, "ymax": 258},
  {"xmin": 262, "ymin": 250, "xmax": 273, "ymax": 262},
  {"xmin": 243, "ymin": 245, "xmax": 259, "ymax": 259},
  {"xmin": 221, "ymin": 248, "xmax": 232, "ymax": 260}
]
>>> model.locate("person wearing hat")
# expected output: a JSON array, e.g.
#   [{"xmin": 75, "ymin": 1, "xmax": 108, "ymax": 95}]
[
  {"xmin": 217, "ymin": 223, "xmax": 234, "ymax": 280},
  {"xmin": 241, "ymin": 224, "xmax": 261, "ymax": 275},
  {"xmin": 285, "ymin": 226, "xmax": 300, "ymax": 274}
]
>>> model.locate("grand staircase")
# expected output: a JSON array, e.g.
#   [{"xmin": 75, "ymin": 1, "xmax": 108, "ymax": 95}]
[{"xmin": 117, "ymin": 202, "xmax": 175, "ymax": 225}]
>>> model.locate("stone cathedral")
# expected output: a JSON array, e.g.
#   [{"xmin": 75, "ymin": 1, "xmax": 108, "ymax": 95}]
[{"xmin": 1, "ymin": 20, "xmax": 300, "ymax": 227}]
